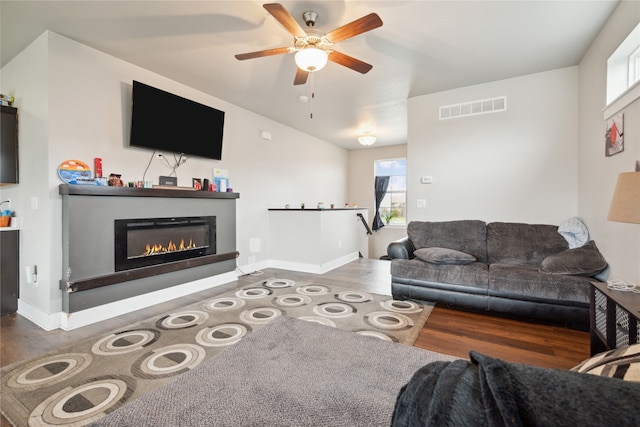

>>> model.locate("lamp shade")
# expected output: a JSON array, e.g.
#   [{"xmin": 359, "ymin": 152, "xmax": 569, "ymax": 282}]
[
  {"xmin": 294, "ymin": 47, "xmax": 328, "ymax": 72},
  {"xmin": 607, "ymin": 171, "xmax": 640, "ymax": 224}
]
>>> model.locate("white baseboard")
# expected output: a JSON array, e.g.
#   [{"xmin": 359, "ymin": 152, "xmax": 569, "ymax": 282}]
[
  {"xmin": 17, "ymin": 271, "xmax": 237, "ymax": 331},
  {"xmin": 17, "ymin": 300, "xmax": 63, "ymax": 331},
  {"xmin": 268, "ymin": 252, "xmax": 360, "ymax": 274}
]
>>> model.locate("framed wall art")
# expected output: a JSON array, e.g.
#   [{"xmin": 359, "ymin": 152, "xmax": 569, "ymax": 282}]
[{"xmin": 605, "ymin": 113, "xmax": 624, "ymax": 157}]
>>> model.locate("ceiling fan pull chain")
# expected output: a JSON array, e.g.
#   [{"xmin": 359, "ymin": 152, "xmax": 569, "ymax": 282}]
[{"xmin": 310, "ymin": 74, "xmax": 315, "ymax": 119}]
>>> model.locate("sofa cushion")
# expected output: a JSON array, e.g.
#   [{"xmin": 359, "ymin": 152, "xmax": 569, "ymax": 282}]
[
  {"xmin": 414, "ymin": 247, "xmax": 476, "ymax": 265},
  {"xmin": 488, "ymin": 264, "xmax": 591, "ymax": 305},
  {"xmin": 487, "ymin": 222, "xmax": 569, "ymax": 266},
  {"xmin": 539, "ymin": 241, "xmax": 607, "ymax": 276},
  {"xmin": 571, "ymin": 344, "xmax": 640, "ymax": 382},
  {"xmin": 558, "ymin": 217, "xmax": 590, "ymax": 249},
  {"xmin": 391, "ymin": 259, "xmax": 489, "ymax": 290},
  {"xmin": 407, "ymin": 220, "xmax": 487, "ymax": 263}
]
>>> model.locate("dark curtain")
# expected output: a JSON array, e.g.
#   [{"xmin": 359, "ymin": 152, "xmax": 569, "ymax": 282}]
[{"xmin": 372, "ymin": 176, "xmax": 390, "ymax": 231}]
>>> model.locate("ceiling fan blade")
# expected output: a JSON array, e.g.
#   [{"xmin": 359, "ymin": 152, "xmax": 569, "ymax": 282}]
[
  {"xmin": 235, "ymin": 47, "xmax": 292, "ymax": 60},
  {"xmin": 294, "ymin": 68, "xmax": 309, "ymax": 85},
  {"xmin": 325, "ymin": 13, "xmax": 383, "ymax": 44},
  {"xmin": 328, "ymin": 51, "xmax": 373, "ymax": 74},
  {"xmin": 263, "ymin": 3, "xmax": 307, "ymax": 38}
]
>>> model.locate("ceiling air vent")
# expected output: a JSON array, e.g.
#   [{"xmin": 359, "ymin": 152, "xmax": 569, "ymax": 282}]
[{"xmin": 439, "ymin": 96, "xmax": 507, "ymax": 120}]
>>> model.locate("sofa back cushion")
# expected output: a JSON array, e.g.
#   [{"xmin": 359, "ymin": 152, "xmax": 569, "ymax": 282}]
[
  {"xmin": 487, "ymin": 222, "xmax": 569, "ymax": 266},
  {"xmin": 407, "ymin": 220, "xmax": 487, "ymax": 263}
]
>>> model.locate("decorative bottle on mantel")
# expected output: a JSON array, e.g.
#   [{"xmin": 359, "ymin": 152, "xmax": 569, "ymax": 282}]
[{"xmin": 317, "ymin": 202, "xmax": 324, "ymax": 210}]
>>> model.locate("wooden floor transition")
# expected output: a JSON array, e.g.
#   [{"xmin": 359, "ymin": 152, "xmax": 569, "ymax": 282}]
[{"xmin": 0, "ymin": 258, "xmax": 589, "ymax": 426}]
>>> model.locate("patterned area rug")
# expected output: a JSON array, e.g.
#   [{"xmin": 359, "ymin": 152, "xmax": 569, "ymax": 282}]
[{"xmin": 0, "ymin": 278, "xmax": 433, "ymax": 426}]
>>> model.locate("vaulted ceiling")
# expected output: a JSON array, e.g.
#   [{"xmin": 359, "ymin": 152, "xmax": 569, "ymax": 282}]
[{"xmin": 0, "ymin": 1, "xmax": 619, "ymax": 149}]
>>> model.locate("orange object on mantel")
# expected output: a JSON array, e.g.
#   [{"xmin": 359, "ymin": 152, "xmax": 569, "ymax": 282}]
[{"xmin": 0, "ymin": 216, "xmax": 10, "ymax": 227}]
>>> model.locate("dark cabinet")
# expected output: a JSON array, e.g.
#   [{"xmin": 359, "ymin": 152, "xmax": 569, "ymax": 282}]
[
  {"xmin": 1, "ymin": 230, "xmax": 19, "ymax": 315},
  {"xmin": 1, "ymin": 105, "xmax": 19, "ymax": 184},
  {"xmin": 590, "ymin": 281, "xmax": 640, "ymax": 356}
]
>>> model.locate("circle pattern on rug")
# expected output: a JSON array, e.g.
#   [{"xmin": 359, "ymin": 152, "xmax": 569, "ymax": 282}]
[
  {"xmin": 263, "ymin": 278, "xmax": 296, "ymax": 288},
  {"xmin": 364, "ymin": 311, "xmax": 414, "ymax": 330},
  {"xmin": 203, "ymin": 296, "xmax": 246, "ymax": 312},
  {"xmin": 132, "ymin": 344, "xmax": 206, "ymax": 379},
  {"xmin": 335, "ymin": 290, "xmax": 373, "ymax": 303},
  {"xmin": 236, "ymin": 287, "xmax": 273, "ymax": 299},
  {"xmin": 313, "ymin": 302, "xmax": 356, "ymax": 318},
  {"xmin": 380, "ymin": 299, "xmax": 424, "ymax": 314},
  {"xmin": 296, "ymin": 284, "xmax": 330, "ymax": 296},
  {"xmin": 272, "ymin": 293, "xmax": 312, "ymax": 307},
  {"xmin": 356, "ymin": 330, "xmax": 395, "ymax": 341},
  {"xmin": 155, "ymin": 310, "xmax": 209, "ymax": 330},
  {"xmin": 29, "ymin": 375, "xmax": 135, "ymax": 426},
  {"xmin": 297, "ymin": 316, "xmax": 337, "ymax": 327},
  {"xmin": 239, "ymin": 307, "xmax": 283, "ymax": 324},
  {"xmin": 5, "ymin": 353, "xmax": 93, "ymax": 390},
  {"xmin": 196, "ymin": 323, "xmax": 249, "ymax": 347},
  {"xmin": 91, "ymin": 329, "xmax": 160, "ymax": 356}
]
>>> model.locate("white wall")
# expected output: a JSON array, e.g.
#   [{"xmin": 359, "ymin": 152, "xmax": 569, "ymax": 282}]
[
  {"xmin": 578, "ymin": 0, "xmax": 640, "ymax": 283},
  {"xmin": 0, "ymin": 33, "xmax": 55, "ymax": 314},
  {"xmin": 1, "ymin": 32, "xmax": 349, "ymax": 319},
  {"xmin": 407, "ymin": 67, "xmax": 580, "ymax": 225},
  {"xmin": 348, "ymin": 144, "xmax": 408, "ymax": 259}
]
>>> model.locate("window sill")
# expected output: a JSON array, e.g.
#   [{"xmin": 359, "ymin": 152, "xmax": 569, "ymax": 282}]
[
  {"xmin": 603, "ymin": 80, "xmax": 640, "ymax": 120},
  {"xmin": 381, "ymin": 224, "xmax": 407, "ymax": 229}
]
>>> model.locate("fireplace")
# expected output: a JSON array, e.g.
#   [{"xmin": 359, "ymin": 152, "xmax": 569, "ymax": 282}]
[{"xmin": 114, "ymin": 216, "xmax": 216, "ymax": 271}]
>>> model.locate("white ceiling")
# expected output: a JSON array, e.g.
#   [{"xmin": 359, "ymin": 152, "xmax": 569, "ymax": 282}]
[{"xmin": 0, "ymin": 1, "xmax": 618, "ymax": 150}]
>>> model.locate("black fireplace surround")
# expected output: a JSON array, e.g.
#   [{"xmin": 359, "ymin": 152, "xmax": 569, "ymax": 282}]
[{"xmin": 115, "ymin": 216, "xmax": 216, "ymax": 271}]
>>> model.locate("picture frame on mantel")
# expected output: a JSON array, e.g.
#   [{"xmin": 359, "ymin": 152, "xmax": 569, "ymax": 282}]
[{"xmin": 605, "ymin": 113, "xmax": 624, "ymax": 157}]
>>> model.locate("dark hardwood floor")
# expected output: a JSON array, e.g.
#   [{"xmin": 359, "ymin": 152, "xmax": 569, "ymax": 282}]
[{"xmin": 0, "ymin": 259, "xmax": 590, "ymax": 426}]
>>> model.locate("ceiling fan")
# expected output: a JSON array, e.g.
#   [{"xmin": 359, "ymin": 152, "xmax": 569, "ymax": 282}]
[{"xmin": 235, "ymin": 3, "xmax": 383, "ymax": 85}]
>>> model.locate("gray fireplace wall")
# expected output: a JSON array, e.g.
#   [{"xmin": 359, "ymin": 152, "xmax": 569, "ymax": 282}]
[{"xmin": 60, "ymin": 186, "xmax": 238, "ymax": 312}]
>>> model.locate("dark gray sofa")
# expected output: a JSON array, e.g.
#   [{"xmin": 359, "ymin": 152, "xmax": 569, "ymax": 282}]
[{"xmin": 388, "ymin": 220, "xmax": 608, "ymax": 331}]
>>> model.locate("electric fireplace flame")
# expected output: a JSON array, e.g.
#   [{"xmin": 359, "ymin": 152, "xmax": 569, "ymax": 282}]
[{"xmin": 139, "ymin": 237, "xmax": 199, "ymax": 257}]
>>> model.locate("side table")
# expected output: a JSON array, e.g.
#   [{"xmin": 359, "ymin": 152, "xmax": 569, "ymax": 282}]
[{"xmin": 590, "ymin": 281, "xmax": 640, "ymax": 356}]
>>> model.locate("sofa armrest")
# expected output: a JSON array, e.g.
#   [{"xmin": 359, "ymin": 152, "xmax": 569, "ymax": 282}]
[{"xmin": 387, "ymin": 237, "xmax": 415, "ymax": 260}]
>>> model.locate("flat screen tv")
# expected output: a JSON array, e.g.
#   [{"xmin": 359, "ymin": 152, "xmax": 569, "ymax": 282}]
[{"xmin": 129, "ymin": 80, "xmax": 225, "ymax": 160}]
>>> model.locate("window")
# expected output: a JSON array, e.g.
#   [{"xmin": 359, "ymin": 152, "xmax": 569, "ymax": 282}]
[
  {"xmin": 374, "ymin": 158, "xmax": 406, "ymax": 226},
  {"xmin": 629, "ymin": 44, "xmax": 640, "ymax": 87},
  {"xmin": 606, "ymin": 23, "xmax": 640, "ymax": 105}
]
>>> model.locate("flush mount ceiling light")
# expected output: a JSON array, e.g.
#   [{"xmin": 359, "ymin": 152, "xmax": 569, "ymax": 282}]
[
  {"xmin": 294, "ymin": 46, "xmax": 328, "ymax": 72},
  {"xmin": 358, "ymin": 131, "xmax": 377, "ymax": 146}
]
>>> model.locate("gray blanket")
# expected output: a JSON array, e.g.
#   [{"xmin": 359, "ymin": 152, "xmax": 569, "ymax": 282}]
[{"xmin": 392, "ymin": 351, "xmax": 640, "ymax": 426}]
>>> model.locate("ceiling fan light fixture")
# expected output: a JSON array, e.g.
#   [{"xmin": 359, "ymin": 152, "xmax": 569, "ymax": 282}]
[
  {"xmin": 295, "ymin": 47, "xmax": 328, "ymax": 72},
  {"xmin": 358, "ymin": 132, "xmax": 376, "ymax": 146}
]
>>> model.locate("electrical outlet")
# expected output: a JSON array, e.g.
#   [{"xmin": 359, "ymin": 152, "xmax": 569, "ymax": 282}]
[
  {"xmin": 249, "ymin": 238, "xmax": 261, "ymax": 253},
  {"xmin": 248, "ymin": 256, "xmax": 256, "ymax": 265}
]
